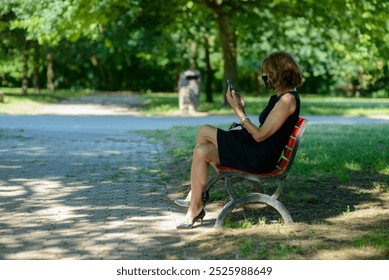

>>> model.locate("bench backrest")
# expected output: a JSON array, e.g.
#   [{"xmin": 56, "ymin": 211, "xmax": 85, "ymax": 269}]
[
  {"xmin": 217, "ymin": 117, "xmax": 308, "ymax": 178},
  {"xmin": 267, "ymin": 117, "xmax": 308, "ymax": 176}
]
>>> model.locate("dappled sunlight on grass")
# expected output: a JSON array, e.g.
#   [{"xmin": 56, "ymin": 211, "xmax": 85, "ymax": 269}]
[
  {"xmin": 147, "ymin": 121, "xmax": 389, "ymax": 259},
  {"xmin": 344, "ymin": 161, "xmax": 362, "ymax": 172},
  {"xmin": 379, "ymin": 168, "xmax": 389, "ymax": 175}
]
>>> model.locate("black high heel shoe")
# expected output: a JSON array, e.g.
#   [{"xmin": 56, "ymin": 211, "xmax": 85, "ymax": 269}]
[{"xmin": 176, "ymin": 208, "xmax": 205, "ymax": 230}]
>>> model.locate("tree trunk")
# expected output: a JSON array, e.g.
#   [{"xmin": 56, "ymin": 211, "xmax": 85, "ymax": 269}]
[
  {"xmin": 91, "ymin": 56, "xmax": 107, "ymax": 90},
  {"xmin": 254, "ymin": 70, "xmax": 261, "ymax": 96},
  {"xmin": 204, "ymin": 34, "xmax": 214, "ymax": 103},
  {"xmin": 46, "ymin": 53, "xmax": 55, "ymax": 92},
  {"xmin": 22, "ymin": 40, "xmax": 29, "ymax": 95},
  {"xmin": 190, "ymin": 42, "xmax": 198, "ymax": 68},
  {"xmin": 33, "ymin": 41, "xmax": 40, "ymax": 94},
  {"xmin": 212, "ymin": 6, "xmax": 238, "ymax": 105}
]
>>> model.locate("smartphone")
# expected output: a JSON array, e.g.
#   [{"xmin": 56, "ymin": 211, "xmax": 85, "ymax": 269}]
[{"xmin": 227, "ymin": 79, "xmax": 235, "ymax": 98}]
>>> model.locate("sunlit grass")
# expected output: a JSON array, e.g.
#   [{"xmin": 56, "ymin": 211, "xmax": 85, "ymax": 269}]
[
  {"xmin": 1, "ymin": 88, "xmax": 389, "ymax": 116},
  {"xmin": 354, "ymin": 227, "xmax": 389, "ymax": 254},
  {"xmin": 140, "ymin": 123, "xmax": 389, "ymax": 259},
  {"xmin": 140, "ymin": 92, "xmax": 389, "ymax": 116},
  {"xmin": 292, "ymin": 124, "xmax": 389, "ymax": 183},
  {"xmin": 141, "ymin": 123, "xmax": 389, "ymax": 183}
]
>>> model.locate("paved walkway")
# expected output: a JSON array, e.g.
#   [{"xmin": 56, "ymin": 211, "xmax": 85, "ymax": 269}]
[
  {"xmin": 0, "ymin": 96, "xmax": 221, "ymax": 259},
  {"xmin": 0, "ymin": 125, "xmax": 224, "ymax": 259},
  {"xmin": 1, "ymin": 95, "xmax": 388, "ymax": 259}
]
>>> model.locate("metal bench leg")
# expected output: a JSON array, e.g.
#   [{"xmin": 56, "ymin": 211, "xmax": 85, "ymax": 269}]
[
  {"xmin": 204, "ymin": 174, "xmax": 224, "ymax": 192},
  {"xmin": 214, "ymin": 193, "xmax": 294, "ymax": 228},
  {"xmin": 271, "ymin": 179, "xmax": 286, "ymax": 200},
  {"xmin": 202, "ymin": 174, "xmax": 224, "ymax": 205}
]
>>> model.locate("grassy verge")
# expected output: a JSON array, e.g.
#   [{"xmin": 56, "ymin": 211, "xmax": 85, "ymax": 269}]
[
  {"xmin": 140, "ymin": 92, "xmax": 389, "ymax": 116},
  {"xmin": 0, "ymin": 87, "xmax": 93, "ymax": 102},
  {"xmin": 0, "ymin": 88, "xmax": 95, "ymax": 114},
  {"xmin": 2, "ymin": 88, "xmax": 388, "ymax": 116},
  {"xmin": 140, "ymin": 123, "xmax": 389, "ymax": 182},
  {"xmin": 140, "ymin": 123, "xmax": 389, "ymax": 259}
]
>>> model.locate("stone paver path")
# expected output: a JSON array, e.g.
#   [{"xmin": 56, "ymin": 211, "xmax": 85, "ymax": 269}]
[{"xmin": 0, "ymin": 122, "xmax": 216, "ymax": 259}]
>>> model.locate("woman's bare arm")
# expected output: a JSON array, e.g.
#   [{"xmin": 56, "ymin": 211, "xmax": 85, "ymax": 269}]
[{"xmin": 227, "ymin": 89, "xmax": 296, "ymax": 143}]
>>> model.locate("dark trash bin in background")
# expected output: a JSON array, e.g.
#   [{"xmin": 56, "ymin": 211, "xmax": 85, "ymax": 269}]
[{"xmin": 178, "ymin": 69, "xmax": 201, "ymax": 113}]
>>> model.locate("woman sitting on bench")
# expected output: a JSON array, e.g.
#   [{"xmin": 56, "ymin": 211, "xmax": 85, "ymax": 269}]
[{"xmin": 176, "ymin": 51, "xmax": 303, "ymax": 230}]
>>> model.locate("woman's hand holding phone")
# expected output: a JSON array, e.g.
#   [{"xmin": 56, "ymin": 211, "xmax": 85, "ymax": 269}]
[
  {"xmin": 226, "ymin": 80, "xmax": 245, "ymax": 114},
  {"xmin": 227, "ymin": 80, "xmax": 236, "ymax": 98}
]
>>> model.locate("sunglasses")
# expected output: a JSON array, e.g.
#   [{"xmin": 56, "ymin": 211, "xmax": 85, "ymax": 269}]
[{"xmin": 261, "ymin": 74, "xmax": 271, "ymax": 90}]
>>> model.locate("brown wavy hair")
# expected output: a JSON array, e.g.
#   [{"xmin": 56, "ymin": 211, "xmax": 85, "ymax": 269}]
[{"xmin": 261, "ymin": 51, "xmax": 303, "ymax": 90}]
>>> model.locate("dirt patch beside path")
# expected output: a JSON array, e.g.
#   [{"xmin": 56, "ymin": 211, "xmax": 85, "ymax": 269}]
[{"xmin": 37, "ymin": 94, "xmax": 146, "ymax": 115}]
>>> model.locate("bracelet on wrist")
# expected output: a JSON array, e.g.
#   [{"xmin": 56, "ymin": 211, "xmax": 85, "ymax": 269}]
[{"xmin": 241, "ymin": 117, "xmax": 249, "ymax": 125}]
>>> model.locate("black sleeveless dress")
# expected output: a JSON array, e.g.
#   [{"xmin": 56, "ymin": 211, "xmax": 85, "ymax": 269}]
[{"xmin": 217, "ymin": 91, "xmax": 300, "ymax": 173}]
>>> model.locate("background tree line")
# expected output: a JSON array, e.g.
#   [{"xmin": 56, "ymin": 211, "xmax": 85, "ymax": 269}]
[{"xmin": 0, "ymin": 0, "xmax": 388, "ymax": 100}]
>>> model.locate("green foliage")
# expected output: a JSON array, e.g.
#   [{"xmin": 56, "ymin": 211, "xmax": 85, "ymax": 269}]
[
  {"xmin": 6, "ymin": 0, "xmax": 135, "ymax": 44},
  {"xmin": 236, "ymin": 0, "xmax": 389, "ymax": 95},
  {"xmin": 0, "ymin": 0, "xmax": 388, "ymax": 95}
]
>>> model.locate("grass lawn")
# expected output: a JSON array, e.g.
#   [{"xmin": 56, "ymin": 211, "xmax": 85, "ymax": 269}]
[
  {"xmin": 1, "ymin": 89, "xmax": 389, "ymax": 117},
  {"xmin": 140, "ymin": 123, "xmax": 389, "ymax": 259},
  {"xmin": 140, "ymin": 92, "xmax": 389, "ymax": 117}
]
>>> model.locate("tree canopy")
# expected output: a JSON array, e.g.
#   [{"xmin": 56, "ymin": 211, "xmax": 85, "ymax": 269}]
[{"xmin": 0, "ymin": 0, "xmax": 388, "ymax": 97}]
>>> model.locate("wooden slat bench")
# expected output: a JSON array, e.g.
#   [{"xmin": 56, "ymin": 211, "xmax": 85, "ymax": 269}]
[{"xmin": 203, "ymin": 117, "xmax": 308, "ymax": 227}]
